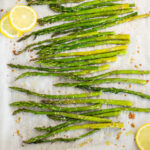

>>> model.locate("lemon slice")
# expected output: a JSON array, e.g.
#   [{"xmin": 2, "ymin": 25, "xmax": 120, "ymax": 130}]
[
  {"xmin": 0, "ymin": 13, "xmax": 22, "ymax": 39},
  {"xmin": 9, "ymin": 5, "xmax": 38, "ymax": 32},
  {"xmin": 135, "ymin": 123, "xmax": 150, "ymax": 150}
]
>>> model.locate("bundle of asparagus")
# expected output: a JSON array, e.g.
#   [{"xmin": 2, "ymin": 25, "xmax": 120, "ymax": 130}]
[{"xmin": 9, "ymin": 0, "xmax": 150, "ymax": 145}]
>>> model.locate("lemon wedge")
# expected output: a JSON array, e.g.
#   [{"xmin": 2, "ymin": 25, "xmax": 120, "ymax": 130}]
[
  {"xmin": 0, "ymin": 13, "xmax": 22, "ymax": 39},
  {"xmin": 135, "ymin": 123, "xmax": 150, "ymax": 150},
  {"xmin": 9, "ymin": 5, "xmax": 38, "ymax": 32}
]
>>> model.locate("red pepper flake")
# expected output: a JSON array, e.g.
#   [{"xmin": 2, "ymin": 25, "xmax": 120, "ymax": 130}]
[
  {"xmin": 12, "ymin": 69, "xmax": 15, "ymax": 72},
  {"xmin": 118, "ymin": 82, "xmax": 120, "ymax": 84},
  {"xmin": 134, "ymin": 65, "xmax": 138, "ymax": 69},
  {"xmin": 128, "ymin": 112, "xmax": 136, "ymax": 119},
  {"xmin": 114, "ymin": 144, "xmax": 118, "ymax": 146},
  {"xmin": 116, "ymin": 132, "xmax": 122, "ymax": 140},
  {"xmin": 146, "ymin": 80, "xmax": 149, "ymax": 83},
  {"xmin": 124, "ymin": 94, "xmax": 127, "ymax": 96},
  {"xmin": 129, "ymin": 84, "xmax": 131, "ymax": 88},
  {"xmin": 139, "ymin": 64, "xmax": 142, "ymax": 67},
  {"xmin": 30, "ymin": 56, "xmax": 33, "ymax": 59},
  {"xmin": 123, "ymin": 128, "xmax": 126, "ymax": 131},
  {"xmin": 0, "ymin": 9, "xmax": 4, "ymax": 12},
  {"xmin": 13, "ymin": 50, "xmax": 18, "ymax": 55},
  {"xmin": 131, "ymin": 123, "xmax": 135, "ymax": 128}
]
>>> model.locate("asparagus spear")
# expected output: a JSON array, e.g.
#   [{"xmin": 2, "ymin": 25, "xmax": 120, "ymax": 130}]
[
  {"xmin": 38, "ymin": 57, "xmax": 117, "ymax": 67},
  {"xmin": 17, "ymin": 31, "xmax": 114, "ymax": 54},
  {"xmin": 10, "ymin": 86, "xmax": 102, "ymax": 99},
  {"xmin": 37, "ymin": 40, "xmax": 128, "ymax": 59},
  {"xmin": 53, "ymin": 12, "xmax": 150, "ymax": 37},
  {"xmin": 73, "ymin": 0, "xmax": 121, "ymax": 9},
  {"xmin": 10, "ymin": 101, "xmax": 102, "ymax": 112},
  {"xmin": 78, "ymin": 86, "xmax": 150, "ymax": 100},
  {"xmin": 36, "ymin": 107, "xmax": 150, "ymax": 132},
  {"xmin": 50, "ymin": 12, "xmax": 138, "ymax": 36},
  {"xmin": 83, "ymin": 70, "xmax": 150, "ymax": 81},
  {"xmin": 18, "ymin": 15, "xmax": 120, "ymax": 41},
  {"xmin": 27, "ymin": 0, "xmax": 85, "ymax": 5},
  {"xmin": 37, "ymin": 50, "xmax": 126, "ymax": 63},
  {"xmin": 42, "ymin": 99, "xmax": 132, "ymax": 107},
  {"xmin": 55, "ymin": 78, "xmax": 147, "ymax": 87},
  {"xmin": 24, "ymin": 123, "xmax": 123, "ymax": 144},
  {"xmin": 41, "ymin": 8, "xmax": 134, "ymax": 24},
  {"xmin": 38, "ymin": 4, "xmax": 129, "ymax": 25},
  {"xmin": 15, "ymin": 71, "xmax": 83, "ymax": 81},
  {"xmin": 49, "ymin": 1, "xmax": 129, "ymax": 13},
  {"xmin": 95, "ymin": 111, "xmax": 121, "ymax": 117},
  {"xmin": 83, "ymin": 12, "xmax": 150, "ymax": 34},
  {"xmin": 48, "ymin": 111, "xmax": 121, "ymax": 122},
  {"xmin": 73, "ymin": 64, "xmax": 109, "ymax": 76},
  {"xmin": 13, "ymin": 108, "xmax": 112, "ymax": 123},
  {"xmin": 15, "ymin": 65, "xmax": 109, "ymax": 80},
  {"xmin": 49, "ymin": 45, "xmax": 127, "ymax": 57},
  {"xmin": 8, "ymin": 64, "xmax": 103, "ymax": 72},
  {"xmin": 35, "ymin": 129, "xmax": 99, "ymax": 143},
  {"xmin": 35, "ymin": 34, "xmax": 129, "ymax": 52},
  {"xmin": 47, "ymin": 115, "xmax": 69, "ymax": 121}
]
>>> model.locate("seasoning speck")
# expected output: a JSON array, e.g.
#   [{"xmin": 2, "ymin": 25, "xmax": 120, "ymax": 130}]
[
  {"xmin": 79, "ymin": 138, "xmax": 93, "ymax": 147},
  {"xmin": 129, "ymin": 84, "xmax": 131, "ymax": 88},
  {"xmin": 16, "ymin": 130, "xmax": 20, "ymax": 136},
  {"xmin": 0, "ymin": 9, "xmax": 4, "ymax": 12},
  {"xmin": 116, "ymin": 132, "xmax": 122, "ymax": 140},
  {"xmin": 13, "ymin": 50, "xmax": 18, "ymax": 55},
  {"xmin": 130, "ymin": 58, "xmax": 134, "ymax": 64},
  {"xmin": 128, "ymin": 112, "xmax": 136, "ymax": 119},
  {"xmin": 134, "ymin": 65, "xmax": 138, "ymax": 69},
  {"xmin": 105, "ymin": 141, "xmax": 110, "ymax": 146},
  {"xmin": 131, "ymin": 123, "xmax": 135, "ymax": 128}
]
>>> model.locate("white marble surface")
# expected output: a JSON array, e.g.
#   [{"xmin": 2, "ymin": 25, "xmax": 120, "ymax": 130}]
[{"xmin": 0, "ymin": 0, "xmax": 150, "ymax": 150}]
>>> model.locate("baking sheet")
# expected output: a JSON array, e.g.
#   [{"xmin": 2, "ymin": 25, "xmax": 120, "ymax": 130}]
[{"xmin": 0, "ymin": 0, "xmax": 150, "ymax": 149}]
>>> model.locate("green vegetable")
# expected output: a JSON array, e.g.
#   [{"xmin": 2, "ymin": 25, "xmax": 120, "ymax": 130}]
[
  {"xmin": 83, "ymin": 70, "xmax": 150, "ymax": 81},
  {"xmin": 37, "ymin": 50, "xmax": 126, "ymax": 63},
  {"xmin": 49, "ymin": 45, "xmax": 127, "ymax": 57},
  {"xmin": 15, "ymin": 65, "xmax": 109, "ymax": 80},
  {"xmin": 78, "ymin": 86, "xmax": 150, "ymax": 100},
  {"xmin": 24, "ymin": 123, "xmax": 123, "ymax": 143},
  {"xmin": 39, "ymin": 56, "xmax": 117, "ymax": 67},
  {"xmin": 10, "ymin": 101, "xmax": 102, "ymax": 112},
  {"xmin": 10, "ymin": 86, "xmax": 102, "ymax": 99},
  {"xmin": 54, "ymin": 78, "xmax": 147, "ymax": 87},
  {"xmin": 8, "ymin": 63, "xmax": 104, "ymax": 72},
  {"xmin": 18, "ymin": 15, "xmax": 120, "ymax": 41},
  {"xmin": 13, "ymin": 108, "xmax": 112, "ymax": 123},
  {"xmin": 35, "ymin": 129, "xmax": 99, "ymax": 143},
  {"xmin": 38, "ymin": 4, "xmax": 129, "ymax": 25},
  {"xmin": 42, "ymin": 98, "xmax": 132, "ymax": 107}
]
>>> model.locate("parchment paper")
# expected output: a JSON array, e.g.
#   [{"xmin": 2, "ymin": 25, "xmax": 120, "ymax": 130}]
[{"xmin": 0, "ymin": 0, "xmax": 150, "ymax": 149}]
